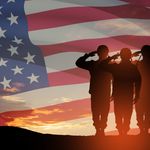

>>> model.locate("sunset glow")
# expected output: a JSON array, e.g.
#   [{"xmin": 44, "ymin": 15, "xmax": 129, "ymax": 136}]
[{"xmin": 4, "ymin": 107, "xmax": 140, "ymax": 136}]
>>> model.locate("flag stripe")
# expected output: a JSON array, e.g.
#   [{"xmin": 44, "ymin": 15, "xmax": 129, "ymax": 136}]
[
  {"xmin": 46, "ymin": 49, "xmax": 141, "ymax": 87},
  {"xmin": 0, "ymin": 83, "xmax": 90, "ymax": 113},
  {"xmin": 25, "ymin": 0, "xmax": 127, "ymax": 15},
  {"xmin": 47, "ymin": 68, "xmax": 89, "ymax": 86},
  {"xmin": 27, "ymin": 5, "xmax": 150, "ymax": 31},
  {"xmin": 44, "ymin": 50, "xmax": 140, "ymax": 74},
  {"xmin": 44, "ymin": 52, "xmax": 84, "ymax": 73},
  {"xmin": 28, "ymin": 18, "xmax": 150, "ymax": 45},
  {"xmin": 1, "ymin": 99, "xmax": 91, "ymax": 124},
  {"xmin": 1, "ymin": 100, "xmax": 114, "ymax": 125},
  {"xmin": 40, "ymin": 35, "xmax": 150, "ymax": 56},
  {"xmin": 121, "ymin": 0, "xmax": 150, "ymax": 7}
]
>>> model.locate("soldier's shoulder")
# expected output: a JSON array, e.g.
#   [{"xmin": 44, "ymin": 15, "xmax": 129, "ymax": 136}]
[{"xmin": 132, "ymin": 60, "xmax": 142, "ymax": 67}]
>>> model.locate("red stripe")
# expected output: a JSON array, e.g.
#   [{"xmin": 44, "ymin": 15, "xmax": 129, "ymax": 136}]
[
  {"xmin": 0, "ymin": 99, "xmax": 114, "ymax": 126},
  {"xmin": 0, "ymin": 99, "xmax": 90, "ymax": 125},
  {"xmin": 121, "ymin": 0, "xmax": 150, "ymax": 6},
  {"xmin": 41, "ymin": 35, "xmax": 150, "ymax": 56},
  {"xmin": 27, "ymin": 5, "xmax": 150, "ymax": 31},
  {"xmin": 48, "ymin": 68, "xmax": 89, "ymax": 86}
]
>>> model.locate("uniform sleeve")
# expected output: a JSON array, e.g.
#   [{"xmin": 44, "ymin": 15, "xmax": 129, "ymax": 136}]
[
  {"xmin": 75, "ymin": 54, "xmax": 92, "ymax": 70},
  {"xmin": 100, "ymin": 57, "xmax": 116, "ymax": 73}
]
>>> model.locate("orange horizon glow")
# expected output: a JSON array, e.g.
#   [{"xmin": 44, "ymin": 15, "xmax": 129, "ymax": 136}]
[{"xmin": 1, "ymin": 109, "xmax": 145, "ymax": 136}]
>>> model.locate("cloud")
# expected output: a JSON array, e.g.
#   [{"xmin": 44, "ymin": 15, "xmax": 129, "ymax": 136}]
[
  {"xmin": 31, "ymin": 108, "xmax": 64, "ymax": 115},
  {"xmin": 0, "ymin": 82, "xmax": 25, "ymax": 95},
  {"xmin": 2, "ymin": 87, "xmax": 19, "ymax": 93},
  {"xmin": 52, "ymin": 97, "xmax": 72, "ymax": 103},
  {"xmin": 6, "ymin": 115, "xmax": 39, "ymax": 127},
  {"xmin": 23, "ymin": 117, "xmax": 95, "ymax": 135},
  {"xmin": 1, "ymin": 95, "xmax": 25, "ymax": 103},
  {"xmin": 4, "ymin": 110, "xmax": 139, "ymax": 136}
]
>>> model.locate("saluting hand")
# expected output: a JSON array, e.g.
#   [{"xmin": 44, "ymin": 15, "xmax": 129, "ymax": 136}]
[
  {"xmin": 111, "ymin": 53, "xmax": 120, "ymax": 60},
  {"xmin": 132, "ymin": 51, "xmax": 141, "ymax": 57}
]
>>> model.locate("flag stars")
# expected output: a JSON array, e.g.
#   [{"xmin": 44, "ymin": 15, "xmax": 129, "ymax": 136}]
[
  {"xmin": 7, "ymin": 0, "xmax": 16, "ymax": 3},
  {"xmin": 12, "ymin": 36, "xmax": 24, "ymax": 45},
  {"xmin": 0, "ymin": 76, "xmax": 11, "ymax": 89},
  {"xmin": 7, "ymin": 13, "xmax": 18, "ymax": 26},
  {"xmin": 11, "ymin": 66, "xmax": 24, "ymax": 75},
  {"xmin": 7, "ymin": 45, "xmax": 18, "ymax": 56},
  {"xmin": 0, "ymin": 0, "xmax": 47, "ymax": 93},
  {"xmin": 27, "ymin": 73, "xmax": 40, "ymax": 84},
  {"xmin": 0, "ymin": 27, "xmax": 6, "ymax": 38},
  {"xmin": 0, "ymin": 58, "xmax": 8, "ymax": 67},
  {"xmin": 24, "ymin": 52, "xmax": 35, "ymax": 64}
]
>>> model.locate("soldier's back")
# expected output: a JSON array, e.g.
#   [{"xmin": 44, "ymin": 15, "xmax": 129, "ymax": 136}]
[{"xmin": 111, "ymin": 62, "xmax": 139, "ymax": 98}]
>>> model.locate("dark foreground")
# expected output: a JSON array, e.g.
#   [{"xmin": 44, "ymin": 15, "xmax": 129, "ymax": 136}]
[{"xmin": 1, "ymin": 126, "xmax": 150, "ymax": 150}]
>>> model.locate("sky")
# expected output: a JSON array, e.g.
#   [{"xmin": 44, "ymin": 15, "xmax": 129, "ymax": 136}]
[{"xmin": 0, "ymin": 0, "xmax": 149, "ymax": 136}]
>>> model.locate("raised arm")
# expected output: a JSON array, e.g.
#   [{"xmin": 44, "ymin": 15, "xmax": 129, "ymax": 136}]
[
  {"xmin": 75, "ymin": 51, "xmax": 96, "ymax": 70},
  {"xmin": 100, "ymin": 53, "xmax": 120, "ymax": 72}
]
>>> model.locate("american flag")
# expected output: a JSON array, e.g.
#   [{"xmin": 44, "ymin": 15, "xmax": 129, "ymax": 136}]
[{"xmin": 0, "ymin": 0, "xmax": 149, "ymax": 135}]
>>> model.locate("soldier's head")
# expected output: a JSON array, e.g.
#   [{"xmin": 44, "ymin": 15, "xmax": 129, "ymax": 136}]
[
  {"xmin": 141, "ymin": 45, "xmax": 150, "ymax": 58},
  {"xmin": 120, "ymin": 48, "xmax": 132, "ymax": 61},
  {"xmin": 97, "ymin": 45, "xmax": 109, "ymax": 60}
]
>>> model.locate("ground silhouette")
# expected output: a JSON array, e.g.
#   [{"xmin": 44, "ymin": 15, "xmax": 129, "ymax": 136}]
[{"xmin": 1, "ymin": 126, "xmax": 150, "ymax": 150}]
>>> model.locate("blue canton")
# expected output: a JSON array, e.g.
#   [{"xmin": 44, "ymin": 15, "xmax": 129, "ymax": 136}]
[{"xmin": 0, "ymin": 0, "xmax": 48, "ymax": 95}]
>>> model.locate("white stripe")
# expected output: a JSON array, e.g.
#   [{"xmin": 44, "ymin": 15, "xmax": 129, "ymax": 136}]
[
  {"xmin": 0, "ymin": 83, "xmax": 90, "ymax": 113},
  {"xmin": 29, "ymin": 18, "xmax": 150, "ymax": 45},
  {"xmin": 25, "ymin": 0, "xmax": 127, "ymax": 15},
  {"xmin": 45, "ymin": 50, "xmax": 139, "ymax": 73},
  {"xmin": 45, "ymin": 52, "xmax": 84, "ymax": 73}
]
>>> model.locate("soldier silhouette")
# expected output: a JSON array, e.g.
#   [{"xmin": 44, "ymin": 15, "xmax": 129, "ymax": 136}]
[
  {"xmin": 102, "ymin": 48, "xmax": 141, "ymax": 135},
  {"xmin": 135, "ymin": 45, "xmax": 150, "ymax": 135},
  {"xmin": 76, "ymin": 45, "xmax": 112, "ymax": 136}
]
